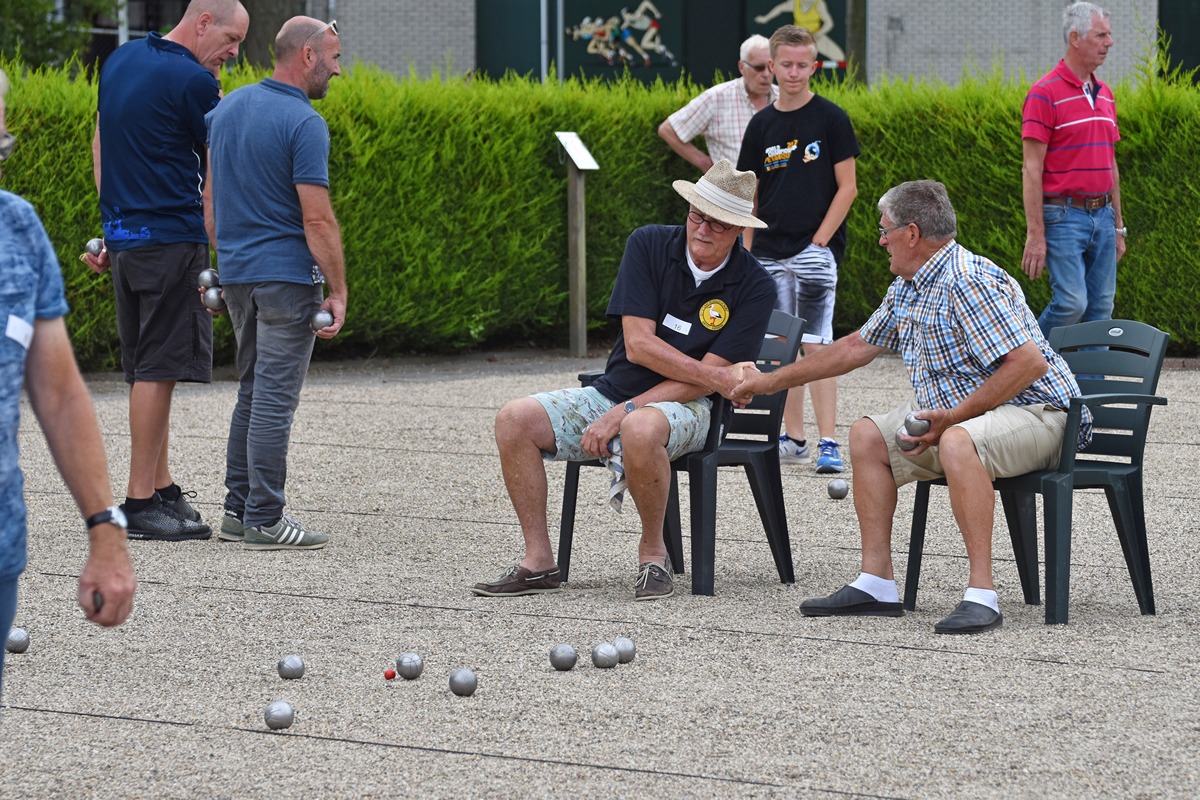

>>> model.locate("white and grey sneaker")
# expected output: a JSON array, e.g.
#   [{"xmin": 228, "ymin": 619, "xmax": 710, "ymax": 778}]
[
  {"xmin": 243, "ymin": 514, "xmax": 328, "ymax": 551},
  {"xmin": 218, "ymin": 509, "xmax": 246, "ymax": 542},
  {"xmin": 778, "ymin": 435, "xmax": 811, "ymax": 464}
]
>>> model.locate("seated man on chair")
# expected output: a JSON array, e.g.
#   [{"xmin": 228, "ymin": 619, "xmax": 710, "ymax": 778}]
[
  {"xmin": 733, "ymin": 180, "xmax": 1091, "ymax": 633},
  {"xmin": 473, "ymin": 159, "xmax": 776, "ymax": 602}
]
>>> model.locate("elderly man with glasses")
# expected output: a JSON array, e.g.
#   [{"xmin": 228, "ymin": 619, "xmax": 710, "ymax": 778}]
[
  {"xmin": 657, "ymin": 35, "xmax": 777, "ymax": 173},
  {"xmin": 473, "ymin": 159, "xmax": 776, "ymax": 602},
  {"xmin": 203, "ymin": 16, "xmax": 345, "ymax": 551},
  {"xmin": 0, "ymin": 68, "xmax": 137, "ymax": 697},
  {"xmin": 733, "ymin": 180, "xmax": 1088, "ymax": 634}
]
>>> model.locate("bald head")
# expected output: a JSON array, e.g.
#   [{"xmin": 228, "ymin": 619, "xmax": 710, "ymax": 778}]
[
  {"xmin": 275, "ymin": 17, "xmax": 329, "ymax": 63},
  {"xmin": 183, "ymin": 0, "xmax": 245, "ymax": 25}
]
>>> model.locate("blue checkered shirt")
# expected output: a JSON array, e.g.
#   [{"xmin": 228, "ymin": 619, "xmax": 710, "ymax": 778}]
[{"xmin": 860, "ymin": 240, "xmax": 1091, "ymax": 450}]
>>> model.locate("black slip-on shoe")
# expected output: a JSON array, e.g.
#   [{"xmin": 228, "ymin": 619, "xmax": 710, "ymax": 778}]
[
  {"xmin": 934, "ymin": 600, "xmax": 1003, "ymax": 634},
  {"xmin": 800, "ymin": 584, "xmax": 904, "ymax": 617}
]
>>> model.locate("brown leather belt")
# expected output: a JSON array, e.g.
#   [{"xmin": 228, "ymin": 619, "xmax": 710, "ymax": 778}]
[{"xmin": 1044, "ymin": 193, "xmax": 1110, "ymax": 211}]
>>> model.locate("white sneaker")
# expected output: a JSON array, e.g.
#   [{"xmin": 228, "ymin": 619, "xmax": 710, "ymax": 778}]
[{"xmin": 778, "ymin": 435, "xmax": 811, "ymax": 464}]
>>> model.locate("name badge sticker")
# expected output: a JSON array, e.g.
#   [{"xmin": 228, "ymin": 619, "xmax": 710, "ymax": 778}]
[
  {"xmin": 6, "ymin": 315, "xmax": 33, "ymax": 350},
  {"xmin": 663, "ymin": 314, "xmax": 692, "ymax": 336}
]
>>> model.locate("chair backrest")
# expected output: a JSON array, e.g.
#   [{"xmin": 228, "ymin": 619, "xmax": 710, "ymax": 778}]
[
  {"xmin": 1049, "ymin": 319, "xmax": 1169, "ymax": 462},
  {"xmin": 725, "ymin": 310, "xmax": 805, "ymax": 441}
]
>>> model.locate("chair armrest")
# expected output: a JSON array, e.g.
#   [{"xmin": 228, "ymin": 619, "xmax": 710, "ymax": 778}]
[
  {"xmin": 1069, "ymin": 392, "xmax": 1168, "ymax": 409},
  {"xmin": 577, "ymin": 369, "xmax": 604, "ymax": 387},
  {"xmin": 1056, "ymin": 392, "xmax": 1168, "ymax": 472}
]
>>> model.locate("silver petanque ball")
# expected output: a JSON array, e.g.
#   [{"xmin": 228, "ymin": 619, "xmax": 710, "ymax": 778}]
[
  {"xmin": 904, "ymin": 412, "xmax": 931, "ymax": 436},
  {"xmin": 612, "ymin": 637, "xmax": 636, "ymax": 664},
  {"xmin": 449, "ymin": 668, "xmax": 477, "ymax": 697},
  {"xmin": 5, "ymin": 627, "xmax": 30, "ymax": 654},
  {"xmin": 827, "ymin": 478, "xmax": 849, "ymax": 500},
  {"xmin": 310, "ymin": 309, "xmax": 334, "ymax": 330},
  {"xmin": 264, "ymin": 700, "xmax": 295, "ymax": 730},
  {"xmin": 277, "ymin": 654, "xmax": 305, "ymax": 680},
  {"xmin": 202, "ymin": 286, "xmax": 226, "ymax": 311},
  {"xmin": 895, "ymin": 426, "xmax": 918, "ymax": 452},
  {"xmin": 197, "ymin": 268, "xmax": 221, "ymax": 289},
  {"xmin": 591, "ymin": 642, "xmax": 619, "ymax": 669},
  {"xmin": 85, "ymin": 238, "xmax": 104, "ymax": 257},
  {"xmin": 549, "ymin": 643, "xmax": 578, "ymax": 671},
  {"xmin": 396, "ymin": 652, "xmax": 424, "ymax": 680}
]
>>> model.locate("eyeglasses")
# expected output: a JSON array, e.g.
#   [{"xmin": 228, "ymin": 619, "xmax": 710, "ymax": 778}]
[
  {"xmin": 688, "ymin": 209, "xmax": 735, "ymax": 233},
  {"xmin": 878, "ymin": 222, "xmax": 908, "ymax": 239},
  {"xmin": 741, "ymin": 61, "xmax": 769, "ymax": 72},
  {"xmin": 0, "ymin": 133, "xmax": 14, "ymax": 163},
  {"xmin": 305, "ymin": 19, "xmax": 338, "ymax": 48}
]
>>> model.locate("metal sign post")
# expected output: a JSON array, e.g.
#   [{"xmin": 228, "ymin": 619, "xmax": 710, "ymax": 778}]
[{"xmin": 554, "ymin": 132, "xmax": 599, "ymax": 358}]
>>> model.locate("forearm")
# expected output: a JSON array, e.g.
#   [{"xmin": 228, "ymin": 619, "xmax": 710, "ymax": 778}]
[
  {"xmin": 1021, "ymin": 159, "xmax": 1044, "ymax": 236},
  {"xmin": 1111, "ymin": 158, "xmax": 1123, "ymax": 227},
  {"xmin": 658, "ymin": 120, "xmax": 711, "ymax": 172},
  {"xmin": 760, "ymin": 332, "xmax": 878, "ymax": 393},
  {"xmin": 812, "ymin": 184, "xmax": 857, "ymax": 248},
  {"xmin": 950, "ymin": 342, "xmax": 1048, "ymax": 422},
  {"xmin": 305, "ymin": 218, "xmax": 347, "ymax": 299},
  {"xmin": 91, "ymin": 121, "xmax": 102, "ymax": 195},
  {"xmin": 625, "ymin": 335, "xmax": 731, "ymax": 396}
]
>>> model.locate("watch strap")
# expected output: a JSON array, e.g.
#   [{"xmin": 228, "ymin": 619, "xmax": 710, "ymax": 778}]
[{"xmin": 85, "ymin": 506, "xmax": 127, "ymax": 530}]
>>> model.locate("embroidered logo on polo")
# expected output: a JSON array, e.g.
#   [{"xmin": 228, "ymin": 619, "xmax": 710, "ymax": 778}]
[
  {"xmin": 699, "ymin": 299, "xmax": 729, "ymax": 330},
  {"xmin": 802, "ymin": 140, "xmax": 821, "ymax": 163}
]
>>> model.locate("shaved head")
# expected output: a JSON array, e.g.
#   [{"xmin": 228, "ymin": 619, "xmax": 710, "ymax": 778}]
[
  {"xmin": 184, "ymin": 0, "xmax": 245, "ymax": 24},
  {"xmin": 275, "ymin": 16, "xmax": 328, "ymax": 62}
]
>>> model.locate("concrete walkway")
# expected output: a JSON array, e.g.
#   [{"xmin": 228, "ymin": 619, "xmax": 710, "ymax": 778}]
[{"xmin": 2, "ymin": 351, "xmax": 1198, "ymax": 798}]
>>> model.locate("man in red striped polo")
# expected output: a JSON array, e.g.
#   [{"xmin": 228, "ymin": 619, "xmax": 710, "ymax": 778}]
[{"xmin": 1020, "ymin": 2, "xmax": 1126, "ymax": 339}]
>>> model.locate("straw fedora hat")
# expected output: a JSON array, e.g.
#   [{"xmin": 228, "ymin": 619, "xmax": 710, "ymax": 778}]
[{"xmin": 672, "ymin": 158, "xmax": 767, "ymax": 229}]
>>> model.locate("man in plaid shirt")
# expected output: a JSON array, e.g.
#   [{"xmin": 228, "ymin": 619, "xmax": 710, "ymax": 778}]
[
  {"xmin": 733, "ymin": 180, "xmax": 1089, "ymax": 635},
  {"xmin": 658, "ymin": 35, "xmax": 777, "ymax": 172}
]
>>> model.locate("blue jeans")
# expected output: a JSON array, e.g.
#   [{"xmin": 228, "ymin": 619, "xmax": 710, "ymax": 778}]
[
  {"xmin": 1038, "ymin": 202, "xmax": 1116, "ymax": 339},
  {"xmin": 222, "ymin": 282, "xmax": 322, "ymax": 529},
  {"xmin": 0, "ymin": 576, "xmax": 18, "ymax": 700}
]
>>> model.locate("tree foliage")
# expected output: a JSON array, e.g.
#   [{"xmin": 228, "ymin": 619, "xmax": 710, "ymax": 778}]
[{"xmin": 0, "ymin": 0, "xmax": 118, "ymax": 67}]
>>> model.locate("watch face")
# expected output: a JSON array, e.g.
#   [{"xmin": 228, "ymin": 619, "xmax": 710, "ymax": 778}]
[
  {"xmin": 624, "ymin": 401, "xmax": 637, "ymax": 413},
  {"xmin": 112, "ymin": 507, "xmax": 128, "ymax": 528}
]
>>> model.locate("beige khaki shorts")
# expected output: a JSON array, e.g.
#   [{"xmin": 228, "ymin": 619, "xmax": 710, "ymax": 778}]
[{"xmin": 866, "ymin": 399, "xmax": 1068, "ymax": 486}]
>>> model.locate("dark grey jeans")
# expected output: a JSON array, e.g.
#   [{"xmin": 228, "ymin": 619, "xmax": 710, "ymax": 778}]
[{"xmin": 222, "ymin": 281, "xmax": 322, "ymax": 528}]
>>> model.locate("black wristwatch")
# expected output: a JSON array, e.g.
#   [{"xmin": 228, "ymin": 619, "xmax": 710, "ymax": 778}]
[
  {"xmin": 85, "ymin": 505, "xmax": 128, "ymax": 531},
  {"xmin": 623, "ymin": 400, "xmax": 637, "ymax": 414}
]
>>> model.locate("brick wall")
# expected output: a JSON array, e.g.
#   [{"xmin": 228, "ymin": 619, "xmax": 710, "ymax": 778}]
[
  {"xmin": 866, "ymin": 0, "xmax": 1158, "ymax": 86},
  {"xmin": 315, "ymin": 0, "xmax": 477, "ymax": 77}
]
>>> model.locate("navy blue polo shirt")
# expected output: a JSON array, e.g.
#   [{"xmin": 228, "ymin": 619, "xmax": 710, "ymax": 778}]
[
  {"xmin": 592, "ymin": 225, "xmax": 776, "ymax": 402},
  {"xmin": 97, "ymin": 32, "xmax": 220, "ymax": 249}
]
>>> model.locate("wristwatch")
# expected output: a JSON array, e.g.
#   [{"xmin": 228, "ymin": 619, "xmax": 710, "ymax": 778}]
[
  {"xmin": 85, "ymin": 505, "xmax": 128, "ymax": 531},
  {"xmin": 623, "ymin": 400, "xmax": 637, "ymax": 414},
  {"xmin": 1114, "ymin": 226, "xmax": 1128, "ymax": 237}
]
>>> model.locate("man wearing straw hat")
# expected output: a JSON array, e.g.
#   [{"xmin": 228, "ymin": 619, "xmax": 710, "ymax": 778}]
[{"xmin": 473, "ymin": 159, "xmax": 776, "ymax": 602}]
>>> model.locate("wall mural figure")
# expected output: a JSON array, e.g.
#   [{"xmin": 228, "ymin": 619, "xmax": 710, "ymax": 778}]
[
  {"xmin": 755, "ymin": 0, "xmax": 846, "ymax": 65},
  {"xmin": 567, "ymin": 2, "xmax": 676, "ymax": 68}
]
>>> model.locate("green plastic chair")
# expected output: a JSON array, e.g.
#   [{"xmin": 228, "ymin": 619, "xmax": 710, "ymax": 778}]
[
  {"xmin": 558, "ymin": 310, "xmax": 804, "ymax": 595},
  {"xmin": 903, "ymin": 319, "xmax": 1170, "ymax": 624}
]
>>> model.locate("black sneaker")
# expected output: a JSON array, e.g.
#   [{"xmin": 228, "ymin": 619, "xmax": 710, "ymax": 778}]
[
  {"xmin": 163, "ymin": 488, "xmax": 202, "ymax": 522},
  {"xmin": 123, "ymin": 498, "xmax": 212, "ymax": 541}
]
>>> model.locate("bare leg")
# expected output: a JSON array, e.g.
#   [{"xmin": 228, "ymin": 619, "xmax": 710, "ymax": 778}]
[
  {"xmin": 938, "ymin": 427, "xmax": 996, "ymax": 590},
  {"xmin": 849, "ymin": 417, "xmax": 897, "ymax": 579},
  {"xmin": 804, "ymin": 342, "xmax": 838, "ymax": 441},
  {"xmin": 618, "ymin": 408, "xmax": 672, "ymax": 566},
  {"xmin": 782, "ymin": 386, "xmax": 806, "ymax": 444},
  {"xmin": 127, "ymin": 380, "xmax": 175, "ymax": 499},
  {"xmin": 494, "ymin": 397, "xmax": 559, "ymax": 572}
]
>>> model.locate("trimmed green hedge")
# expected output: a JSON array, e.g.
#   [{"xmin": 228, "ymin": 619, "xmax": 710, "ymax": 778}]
[{"xmin": 3, "ymin": 57, "xmax": 1197, "ymax": 371}]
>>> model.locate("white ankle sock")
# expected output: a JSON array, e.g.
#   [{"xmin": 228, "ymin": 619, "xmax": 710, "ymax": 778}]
[
  {"xmin": 850, "ymin": 572, "xmax": 899, "ymax": 603},
  {"xmin": 963, "ymin": 587, "xmax": 999, "ymax": 612}
]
